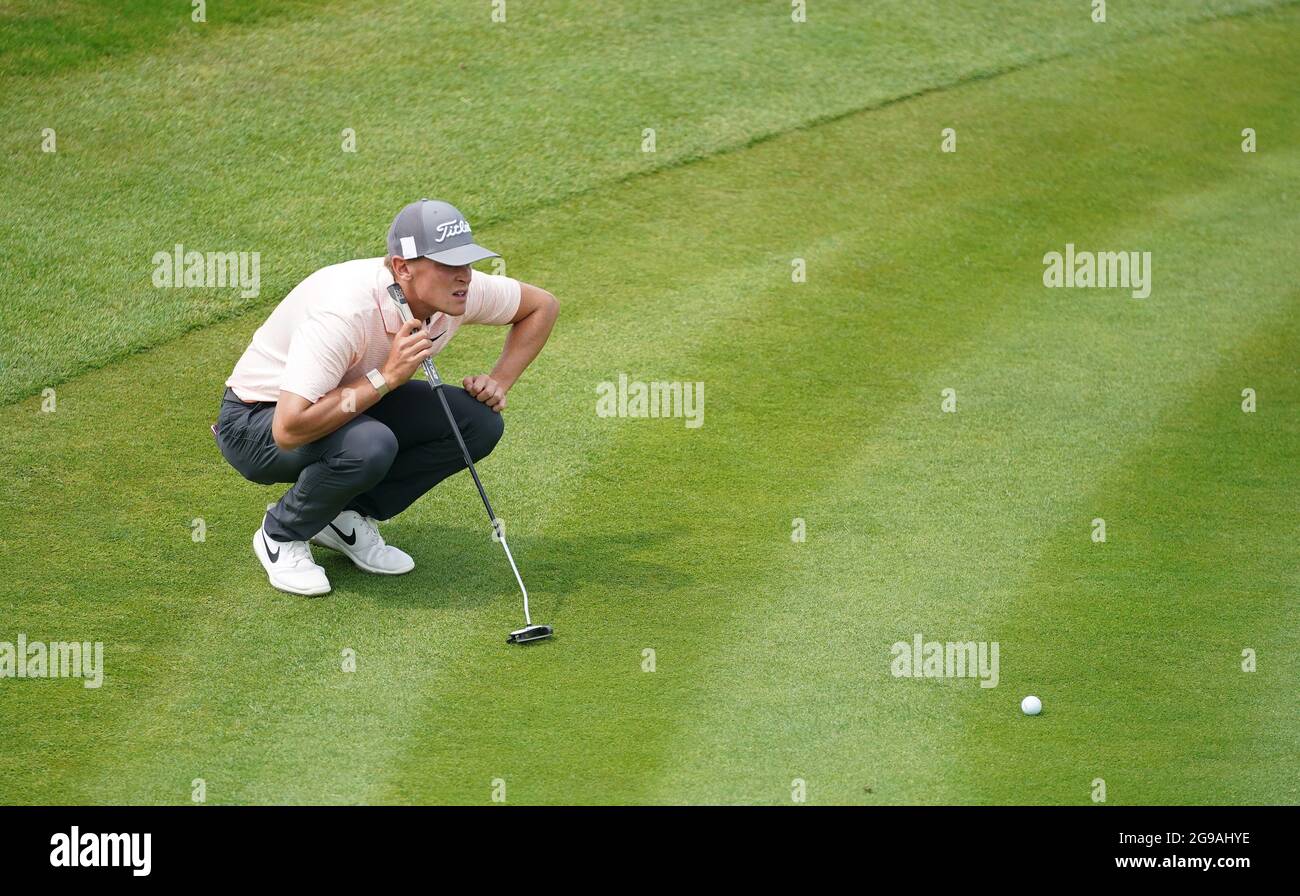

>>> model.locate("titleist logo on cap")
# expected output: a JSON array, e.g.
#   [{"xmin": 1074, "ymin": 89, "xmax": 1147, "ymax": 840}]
[{"xmin": 435, "ymin": 219, "xmax": 472, "ymax": 242}]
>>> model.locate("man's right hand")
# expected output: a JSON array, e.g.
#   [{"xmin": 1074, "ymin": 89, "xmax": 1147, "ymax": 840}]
[
  {"xmin": 382, "ymin": 319, "xmax": 436, "ymax": 387},
  {"xmin": 273, "ymin": 319, "xmax": 434, "ymax": 449}
]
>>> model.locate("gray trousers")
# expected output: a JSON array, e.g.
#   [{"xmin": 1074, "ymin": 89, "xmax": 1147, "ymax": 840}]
[{"xmin": 216, "ymin": 383, "xmax": 504, "ymax": 542}]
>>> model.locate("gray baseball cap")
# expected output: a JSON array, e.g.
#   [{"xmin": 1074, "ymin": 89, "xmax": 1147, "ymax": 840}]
[{"xmin": 386, "ymin": 198, "xmax": 499, "ymax": 266}]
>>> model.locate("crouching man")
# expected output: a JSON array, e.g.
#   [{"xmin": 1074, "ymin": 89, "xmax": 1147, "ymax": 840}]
[{"xmin": 215, "ymin": 199, "xmax": 558, "ymax": 596}]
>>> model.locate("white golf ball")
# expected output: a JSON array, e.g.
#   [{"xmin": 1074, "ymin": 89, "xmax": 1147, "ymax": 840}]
[{"xmin": 1021, "ymin": 695, "xmax": 1042, "ymax": 716}]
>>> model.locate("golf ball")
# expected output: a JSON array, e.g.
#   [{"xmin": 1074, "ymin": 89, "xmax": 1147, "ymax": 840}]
[{"xmin": 1021, "ymin": 695, "xmax": 1042, "ymax": 716}]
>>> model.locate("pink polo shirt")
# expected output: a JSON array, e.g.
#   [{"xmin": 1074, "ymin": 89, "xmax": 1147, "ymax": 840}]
[{"xmin": 225, "ymin": 257, "xmax": 521, "ymax": 403}]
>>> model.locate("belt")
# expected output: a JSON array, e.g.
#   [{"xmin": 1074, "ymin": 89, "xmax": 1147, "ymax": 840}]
[{"xmin": 224, "ymin": 387, "xmax": 272, "ymax": 407}]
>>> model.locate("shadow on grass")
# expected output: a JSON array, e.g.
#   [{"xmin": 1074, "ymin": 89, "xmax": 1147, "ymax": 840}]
[{"xmin": 311, "ymin": 521, "xmax": 693, "ymax": 613}]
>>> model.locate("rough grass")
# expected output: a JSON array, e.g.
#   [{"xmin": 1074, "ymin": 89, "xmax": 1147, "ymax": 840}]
[{"xmin": 0, "ymin": 0, "xmax": 1286, "ymax": 404}]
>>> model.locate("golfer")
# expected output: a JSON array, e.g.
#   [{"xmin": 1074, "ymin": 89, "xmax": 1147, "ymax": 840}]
[{"xmin": 215, "ymin": 199, "xmax": 558, "ymax": 596}]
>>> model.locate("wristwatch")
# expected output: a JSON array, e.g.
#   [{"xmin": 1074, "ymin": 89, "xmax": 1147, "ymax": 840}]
[{"xmin": 366, "ymin": 368, "xmax": 390, "ymax": 397}]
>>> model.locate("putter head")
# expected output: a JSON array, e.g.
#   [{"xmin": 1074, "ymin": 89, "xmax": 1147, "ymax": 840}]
[{"xmin": 507, "ymin": 624, "xmax": 553, "ymax": 645}]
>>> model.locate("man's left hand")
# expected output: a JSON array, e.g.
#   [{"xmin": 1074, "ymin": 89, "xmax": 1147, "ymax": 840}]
[{"xmin": 463, "ymin": 374, "xmax": 508, "ymax": 412}]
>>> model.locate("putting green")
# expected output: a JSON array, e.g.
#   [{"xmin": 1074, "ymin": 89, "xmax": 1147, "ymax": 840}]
[{"xmin": 0, "ymin": 2, "xmax": 1296, "ymax": 804}]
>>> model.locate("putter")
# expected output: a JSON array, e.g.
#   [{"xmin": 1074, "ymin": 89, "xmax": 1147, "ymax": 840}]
[{"xmin": 388, "ymin": 283, "xmax": 553, "ymax": 645}]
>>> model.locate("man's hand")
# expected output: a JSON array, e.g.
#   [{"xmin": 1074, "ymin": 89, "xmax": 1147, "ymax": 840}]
[
  {"xmin": 382, "ymin": 319, "xmax": 436, "ymax": 387},
  {"xmin": 477, "ymin": 282, "xmax": 558, "ymax": 413},
  {"xmin": 463, "ymin": 374, "xmax": 507, "ymax": 412}
]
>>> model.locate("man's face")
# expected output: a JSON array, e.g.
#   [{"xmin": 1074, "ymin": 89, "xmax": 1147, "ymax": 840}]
[{"xmin": 393, "ymin": 256, "xmax": 471, "ymax": 318}]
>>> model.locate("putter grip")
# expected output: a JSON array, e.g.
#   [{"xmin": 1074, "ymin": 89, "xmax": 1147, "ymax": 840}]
[{"xmin": 386, "ymin": 283, "xmax": 443, "ymax": 386}]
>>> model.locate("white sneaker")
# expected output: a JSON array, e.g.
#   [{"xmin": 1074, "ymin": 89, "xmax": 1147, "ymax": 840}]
[
  {"xmin": 252, "ymin": 520, "xmax": 331, "ymax": 596},
  {"xmin": 310, "ymin": 510, "xmax": 415, "ymax": 575}
]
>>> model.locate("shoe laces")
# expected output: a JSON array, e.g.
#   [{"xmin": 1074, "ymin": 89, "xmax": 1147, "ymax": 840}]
[
  {"xmin": 359, "ymin": 515, "xmax": 383, "ymax": 545},
  {"xmin": 281, "ymin": 538, "xmax": 315, "ymax": 568}
]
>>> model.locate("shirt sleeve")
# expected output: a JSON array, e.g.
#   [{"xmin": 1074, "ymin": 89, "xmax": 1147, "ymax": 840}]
[
  {"xmin": 462, "ymin": 270, "xmax": 522, "ymax": 325},
  {"xmin": 280, "ymin": 309, "xmax": 365, "ymax": 403}
]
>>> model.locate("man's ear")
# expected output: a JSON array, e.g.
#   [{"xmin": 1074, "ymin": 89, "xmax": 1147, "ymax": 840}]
[{"xmin": 390, "ymin": 256, "xmax": 412, "ymax": 281}]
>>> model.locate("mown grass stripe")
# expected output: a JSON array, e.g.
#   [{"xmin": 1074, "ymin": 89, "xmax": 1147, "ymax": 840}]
[
  {"xmin": 0, "ymin": 5, "xmax": 1295, "ymax": 804},
  {"xmin": 2, "ymin": 0, "xmax": 1290, "ymax": 405}
]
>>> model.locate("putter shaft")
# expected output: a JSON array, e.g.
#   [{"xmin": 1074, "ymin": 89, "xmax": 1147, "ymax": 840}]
[
  {"xmin": 387, "ymin": 283, "xmax": 534, "ymax": 626},
  {"xmin": 423, "ymin": 364, "xmax": 532, "ymax": 625}
]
